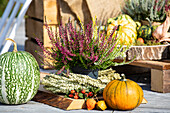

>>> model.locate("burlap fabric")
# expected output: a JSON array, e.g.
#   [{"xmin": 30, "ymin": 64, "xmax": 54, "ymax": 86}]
[{"xmin": 58, "ymin": 0, "xmax": 125, "ymax": 25}]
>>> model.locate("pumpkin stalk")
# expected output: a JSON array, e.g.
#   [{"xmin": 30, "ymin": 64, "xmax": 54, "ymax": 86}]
[
  {"xmin": 120, "ymin": 74, "xmax": 127, "ymax": 81},
  {"xmin": 6, "ymin": 38, "xmax": 17, "ymax": 52}
]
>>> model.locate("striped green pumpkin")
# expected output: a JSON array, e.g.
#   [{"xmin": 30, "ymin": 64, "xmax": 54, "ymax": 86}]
[
  {"xmin": 103, "ymin": 74, "xmax": 143, "ymax": 110},
  {"xmin": 138, "ymin": 25, "xmax": 152, "ymax": 40},
  {"xmin": 0, "ymin": 38, "xmax": 40, "ymax": 104}
]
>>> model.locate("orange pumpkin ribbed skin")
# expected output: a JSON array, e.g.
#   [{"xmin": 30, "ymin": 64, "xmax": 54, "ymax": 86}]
[{"xmin": 103, "ymin": 79, "xmax": 143, "ymax": 110}]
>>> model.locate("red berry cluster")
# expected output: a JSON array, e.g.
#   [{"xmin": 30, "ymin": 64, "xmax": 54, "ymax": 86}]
[{"xmin": 67, "ymin": 89, "xmax": 94, "ymax": 99}]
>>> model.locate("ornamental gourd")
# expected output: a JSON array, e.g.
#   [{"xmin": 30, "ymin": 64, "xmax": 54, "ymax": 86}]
[
  {"xmin": 0, "ymin": 38, "xmax": 40, "ymax": 104},
  {"xmin": 138, "ymin": 25, "xmax": 152, "ymax": 40},
  {"xmin": 107, "ymin": 14, "xmax": 137, "ymax": 45},
  {"xmin": 103, "ymin": 74, "xmax": 143, "ymax": 110}
]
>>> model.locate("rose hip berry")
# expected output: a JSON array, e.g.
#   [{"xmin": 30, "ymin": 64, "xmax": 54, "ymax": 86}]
[
  {"xmin": 85, "ymin": 93, "xmax": 89, "ymax": 97},
  {"xmin": 88, "ymin": 92, "xmax": 93, "ymax": 97},
  {"xmin": 69, "ymin": 94, "xmax": 74, "ymax": 98},
  {"xmin": 74, "ymin": 95, "xmax": 79, "ymax": 99},
  {"xmin": 81, "ymin": 89, "xmax": 86, "ymax": 94},
  {"xmin": 70, "ymin": 90, "xmax": 75, "ymax": 94}
]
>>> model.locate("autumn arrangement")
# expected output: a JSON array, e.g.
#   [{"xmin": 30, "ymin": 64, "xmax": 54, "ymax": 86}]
[
  {"xmin": 36, "ymin": 0, "xmax": 169, "ymax": 111},
  {"xmin": 0, "ymin": 0, "xmax": 170, "ymax": 112}
]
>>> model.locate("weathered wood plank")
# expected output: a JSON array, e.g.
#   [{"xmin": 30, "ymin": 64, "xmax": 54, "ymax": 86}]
[
  {"xmin": 25, "ymin": 40, "xmax": 52, "ymax": 69},
  {"xmin": 32, "ymin": 91, "xmax": 83, "ymax": 110},
  {"xmin": 151, "ymin": 69, "xmax": 163, "ymax": 93},
  {"xmin": 163, "ymin": 70, "xmax": 170, "ymax": 93},
  {"xmin": 25, "ymin": 40, "xmax": 42, "ymax": 67},
  {"xmin": 25, "ymin": 18, "xmax": 58, "ymax": 47},
  {"xmin": 27, "ymin": 0, "xmax": 43, "ymax": 20},
  {"xmin": 25, "ymin": 18, "xmax": 43, "ymax": 42},
  {"xmin": 151, "ymin": 69, "xmax": 170, "ymax": 93},
  {"xmin": 34, "ymin": 84, "xmax": 87, "ymax": 110},
  {"xmin": 114, "ymin": 59, "xmax": 170, "ymax": 70},
  {"xmin": 27, "ymin": 0, "xmax": 60, "ymax": 24}
]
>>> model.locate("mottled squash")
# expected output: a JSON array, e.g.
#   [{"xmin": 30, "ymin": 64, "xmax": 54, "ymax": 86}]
[
  {"xmin": 103, "ymin": 74, "xmax": 143, "ymax": 110},
  {"xmin": 107, "ymin": 14, "xmax": 137, "ymax": 45},
  {"xmin": 138, "ymin": 25, "xmax": 152, "ymax": 40},
  {"xmin": 0, "ymin": 38, "xmax": 40, "ymax": 104}
]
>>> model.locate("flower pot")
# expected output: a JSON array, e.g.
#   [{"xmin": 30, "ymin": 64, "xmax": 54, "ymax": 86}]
[{"xmin": 71, "ymin": 66, "xmax": 99, "ymax": 79}]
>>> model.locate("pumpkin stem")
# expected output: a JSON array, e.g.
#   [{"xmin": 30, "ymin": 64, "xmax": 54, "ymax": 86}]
[
  {"xmin": 120, "ymin": 74, "xmax": 127, "ymax": 81},
  {"xmin": 6, "ymin": 38, "xmax": 18, "ymax": 52},
  {"xmin": 146, "ymin": 17, "xmax": 152, "ymax": 27}
]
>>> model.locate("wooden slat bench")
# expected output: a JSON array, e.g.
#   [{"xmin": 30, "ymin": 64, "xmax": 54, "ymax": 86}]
[{"xmin": 115, "ymin": 59, "xmax": 170, "ymax": 93}]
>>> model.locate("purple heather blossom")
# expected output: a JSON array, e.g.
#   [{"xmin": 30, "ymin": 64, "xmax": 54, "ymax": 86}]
[
  {"xmin": 165, "ymin": 4, "xmax": 170, "ymax": 12},
  {"xmin": 35, "ymin": 37, "xmax": 53, "ymax": 56},
  {"xmin": 62, "ymin": 55, "xmax": 67, "ymax": 65},
  {"xmin": 45, "ymin": 24, "xmax": 54, "ymax": 39},
  {"xmin": 93, "ymin": 56, "xmax": 99, "ymax": 62},
  {"xmin": 57, "ymin": 66, "xmax": 65, "ymax": 74},
  {"xmin": 66, "ymin": 55, "xmax": 73, "ymax": 61}
]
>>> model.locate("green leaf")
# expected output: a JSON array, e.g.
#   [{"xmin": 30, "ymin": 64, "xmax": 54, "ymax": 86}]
[
  {"xmin": 64, "ymin": 95, "xmax": 68, "ymax": 98},
  {"xmin": 94, "ymin": 88, "xmax": 100, "ymax": 94},
  {"xmin": 78, "ymin": 54, "xmax": 88, "ymax": 69},
  {"xmin": 85, "ymin": 97, "xmax": 89, "ymax": 101},
  {"xmin": 78, "ymin": 93, "xmax": 84, "ymax": 99},
  {"xmin": 85, "ymin": 89, "xmax": 90, "ymax": 93},
  {"xmin": 91, "ymin": 87, "xmax": 95, "ymax": 93},
  {"xmin": 76, "ymin": 88, "xmax": 82, "ymax": 93}
]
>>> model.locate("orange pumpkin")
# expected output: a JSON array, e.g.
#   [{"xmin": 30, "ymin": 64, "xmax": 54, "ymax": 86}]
[{"xmin": 103, "ymin": 74, "xmax": 143, "ymax": 110}]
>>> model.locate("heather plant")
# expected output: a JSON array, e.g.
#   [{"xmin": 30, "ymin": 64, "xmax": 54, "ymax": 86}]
[
  {"xmin": 123, "ymin": 0, "xmax": 168, "ymax": 22},
  {"xmin": 36, "ymin": 18, "xmax": 132, "ymax": 75}
]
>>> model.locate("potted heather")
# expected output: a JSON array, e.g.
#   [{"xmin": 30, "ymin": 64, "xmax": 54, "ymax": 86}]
[{"xmin": 36, "ymin": 18, "xmax": 132, "ymax": 76}]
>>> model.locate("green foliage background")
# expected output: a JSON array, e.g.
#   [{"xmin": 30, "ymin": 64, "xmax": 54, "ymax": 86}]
[
  {"xmin": 0, "ymin": 0, "xmax": 8, "ymax": 17},
  {"xmin": 0, "ymin": 0, "xmax": 22, "ymax": 17}
]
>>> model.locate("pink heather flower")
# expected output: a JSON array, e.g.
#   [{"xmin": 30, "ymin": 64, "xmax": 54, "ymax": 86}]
[
  {"xmin": 93, "ymin": 56, "xmax": 99, "ymax": 62},
  {"xmin": 100, "ymin": 37, "xmax": 106, "ymax": 50},
  {"xmin": 64, "ymin": 47, "xmax": 76, "ymax": 56},
  {"xmin": 155, "ymin": 0, "xmax": 158, "ymax": 3},
  {"xmin": 35, "ymin": 37, "xmax": 53, "ymax": 56},
  {"xmin": 90, "ymin": 45, "xmax": 94, "ymax": 60},
  {"xmin": 165, "ymin": 0, "xmax": 168, "ymax": 4},
  {"xmin": 57, "ymin": 66, "xmax": 65, "ymax": 74},
  {"xmin": 35, "ymin": 37, "xmax": 44, "ymax": 50},
  {"xmin": 46, "ymin": 26, "xmax": 54, "ymax": 41},
  {"xmin": 85, "ymin": 54, "xmax": 91, "ymax": 60},
  {"xmin": 66, "ymin": 55, "xmax": 73, "ymax": 61},
  {"xmin": 165, "ymin": 5, "xmax": 169, "ymax": 12},
  {"xmin": 62, "ymin": 56, "xmax": 67, "ymax": 65}
]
